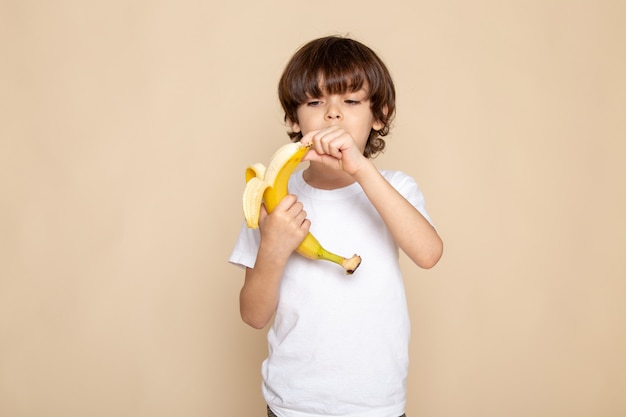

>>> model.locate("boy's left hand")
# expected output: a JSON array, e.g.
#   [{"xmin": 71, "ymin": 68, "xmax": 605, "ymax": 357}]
[{"xmin": 301, "ymin": 126, "xmax": 367, "ymax": 176}]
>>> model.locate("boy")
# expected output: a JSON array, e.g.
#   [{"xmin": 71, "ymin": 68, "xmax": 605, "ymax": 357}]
[{"xmin": 229, "ymin": 35, "xmax": 443, "ymax": 417}]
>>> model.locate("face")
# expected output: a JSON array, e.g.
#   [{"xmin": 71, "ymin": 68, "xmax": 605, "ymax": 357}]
[{"xmin": 289, "ymin": 85, "xmax": 384, "ymax": 152}]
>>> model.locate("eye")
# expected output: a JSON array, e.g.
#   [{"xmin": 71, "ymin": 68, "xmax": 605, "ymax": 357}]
[
  {"xmin": 306, "ymin": 100, "xmax": 322, "ymax": 106},
  {"xmin": 344, "ymin": 99, "xmax": 361, "ymax": 105}
]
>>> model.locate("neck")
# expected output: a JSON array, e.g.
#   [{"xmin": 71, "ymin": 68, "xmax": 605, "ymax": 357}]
[{"xmin": 302, "ymin": 162, "xmax": 356, "ymax": 190}]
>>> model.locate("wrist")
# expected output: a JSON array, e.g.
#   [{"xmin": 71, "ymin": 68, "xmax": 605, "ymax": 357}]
[
  {"xmin": 257, "ymin": 239, "xmax": 293, "ymax": 267},
  {"xmin": 351, "ymin": 158, "xmax": 377, "ymax": 183}
]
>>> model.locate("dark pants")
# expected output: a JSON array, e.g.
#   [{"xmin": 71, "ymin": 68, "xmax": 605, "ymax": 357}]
[{"xmin": 267, "ymin": 405, "xmax": 405, "ymax": 417}]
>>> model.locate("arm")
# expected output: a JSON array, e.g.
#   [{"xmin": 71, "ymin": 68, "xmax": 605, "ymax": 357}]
[
  {"xmin": 353, "ymin": 160, "xmax": 443, "ymax": 268},
  {"xmin": 239, "ymin": 195, "xmax": 310, "ymax": 329},
  {"xmin": 303, "ymin": 127, "xmax": 443, "ymax": 269}
]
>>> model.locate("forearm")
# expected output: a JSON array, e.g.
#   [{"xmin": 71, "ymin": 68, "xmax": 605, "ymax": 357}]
[
  {"xmin": 239, "ymin": 244, "xmax": 287, "ymax": 329},
  {"xmin": 239, "ymin": 195, "xmax": 310, "ymax": 328},
  {"xmin": 353, "ymin": 160, "xmax": 443, "ymax": 268}
]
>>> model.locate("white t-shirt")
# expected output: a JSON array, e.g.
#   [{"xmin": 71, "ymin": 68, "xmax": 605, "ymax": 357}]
[{"xmin": 229, "ymin": 170, "xmax": 432, "ymax": 417}]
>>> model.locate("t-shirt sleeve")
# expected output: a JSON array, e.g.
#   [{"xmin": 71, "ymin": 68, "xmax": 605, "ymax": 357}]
[
  {"xmin": 228, "ymin": 221, "xmax": 261, "ymax": 270},
  {"xmin": 383, "ymin": 170, "xmax": 435, "ymax": 227}
]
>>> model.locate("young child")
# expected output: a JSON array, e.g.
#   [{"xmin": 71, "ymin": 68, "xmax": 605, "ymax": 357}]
[{"xmin": 229, "ymin": 35, "xmax": 443, "ymax": 417}]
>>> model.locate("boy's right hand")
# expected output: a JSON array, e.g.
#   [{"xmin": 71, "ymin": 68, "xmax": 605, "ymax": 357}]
[{"xmin": 258, "ymin": 194, "xmax": 310, "ymax": 259}]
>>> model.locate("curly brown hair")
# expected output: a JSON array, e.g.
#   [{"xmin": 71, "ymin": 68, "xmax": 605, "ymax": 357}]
[{"xmin": 278, "ymin": 36, "xmax": 396, "ymax": 158}]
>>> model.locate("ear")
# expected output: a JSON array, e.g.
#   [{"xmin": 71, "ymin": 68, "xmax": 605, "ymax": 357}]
[
  {"xmin": 288, "ymin": 119, "xmax": 301, "ymax": 133},
  {"xmin": 372, "ymin": 105, "xmax": 388, "ymax": 131}
]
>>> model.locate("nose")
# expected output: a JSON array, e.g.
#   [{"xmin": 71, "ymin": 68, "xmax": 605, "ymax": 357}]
[{"xmin": 325, "ymin": 103, "xmax": 343, "ymax": 120}]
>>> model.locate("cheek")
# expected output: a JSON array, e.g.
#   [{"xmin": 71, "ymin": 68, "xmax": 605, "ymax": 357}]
[{"xmin": 295, "ymin": 112, "xmax": 319, "ymax": 131}]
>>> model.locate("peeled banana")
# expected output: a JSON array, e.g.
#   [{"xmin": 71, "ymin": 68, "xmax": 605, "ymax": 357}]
[{"xmin": 242, "ymin": 141, "xmax": 361, "ymax": 274}]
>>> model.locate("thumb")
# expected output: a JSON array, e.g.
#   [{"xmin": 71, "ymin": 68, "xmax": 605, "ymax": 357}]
[
  {"xmin": 302, "ymin": 148, "xmax": 322, "ymax": 163},
  {"xmin": 259, "ymin": 204, "xmax": 269, "ymax": 222},
  {"xmin": 302, "ymin": 148, "xmax": 314, "ymax": 161}
]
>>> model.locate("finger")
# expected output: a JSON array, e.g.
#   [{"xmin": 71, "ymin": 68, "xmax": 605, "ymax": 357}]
[
  {"xmin": 300, "ymin": 218, "xmax": 311, "ymax": 233},
  {"xmin": 257, "ymin": 204, "xmax": 269, "ymax": 229},
  {"xmin": 327, "ymin": 136, "xmax": 347, "ymax": 159},
  {"xmin": 274, "ymin": 194, "xmax": 298, "ymax": 212},
  {"xmin": 302, "ymin": 147, "xmax": 316, "ymax": 162},
  {"xmin": 300, "ymin": 130, "xmax": 321, "ymax": 147},
  {"xmin": 293, "ymin": 205, "xmax": 307, "ymax": 222},
  {"xmin": 286, "ymin": 201, "xmax": 306, "ymax": 222},
  {"xmin": 311, "ymin": 132, "xmax": 326, "ymax": 156},
  {"xmin": 259, "ymin": 204, "xmax": 269, "ymax": 220},
  {"xmin": 311, "ymin": 127, "xmax": 341, "ymax": 154},
  {"xmin": 319, "ymin": 128, "xmax": 347, "ymax": 156}
]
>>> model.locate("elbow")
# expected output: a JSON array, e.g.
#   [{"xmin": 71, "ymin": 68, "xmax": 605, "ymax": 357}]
[
  {"xmin": 240, "ymin": 311, "xmax": 271, "ymax": 330},
  {"xmin": 417, "ymin": 239, "xmax": 444, "ymax": 270},
  {"xmin": 419, "ymin": 254, "xmax": 441, "ymax": 269},
  {"xmin": 244, "ymin": 319, "xmax": 267, "ymax": 330}
]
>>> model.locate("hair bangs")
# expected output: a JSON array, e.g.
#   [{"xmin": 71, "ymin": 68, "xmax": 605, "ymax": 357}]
[
  {"xmin": 291, "ymin": 63, "xmax": 367, "ymax": 104},
  {"xmin": 315, "ymin": 63, "xmax": 367, "ymax": 97}
]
